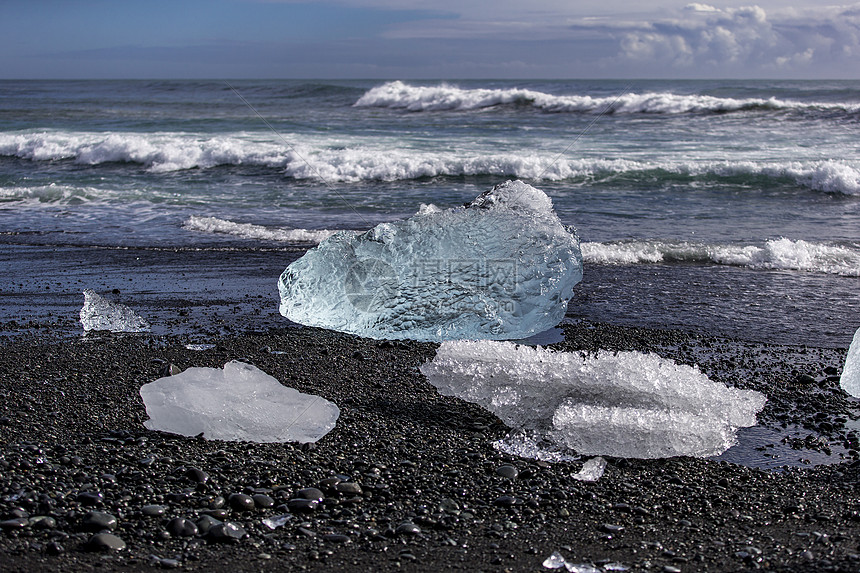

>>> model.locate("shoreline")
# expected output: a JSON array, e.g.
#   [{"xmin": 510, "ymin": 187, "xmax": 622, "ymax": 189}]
[{"xmin": 1, "ymin": 322, "xmax": 858, "ymax": 572}]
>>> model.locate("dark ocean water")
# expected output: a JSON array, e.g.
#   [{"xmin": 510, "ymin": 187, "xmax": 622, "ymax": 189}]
[{"xmin": 1, "ymin": 79, "xmax": 858, "ymax": 346}]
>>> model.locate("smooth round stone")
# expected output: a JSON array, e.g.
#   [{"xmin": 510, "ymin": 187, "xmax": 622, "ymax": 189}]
[
  {"xmin": 141, "ymin": 505, "xmax": 166, "ymax": 517},
  {"xmin": 184, "ymin": 467, "xmax": 209, "ymax": 483},
  {"xmin": 209, "ymin": 496, "xmax": 226, "ymax": 510},
  {"xmin": 29, "ymin": 516, "xmax": 57, "ymax": 530},
  {"xmin": 85, "ymin": 533, "xmax": 126, "ymax": 551},
  {"xmin": 395, "ymin": 522, "xmax": 421, "ymax": 536},
  {"xmin": 82, "ymin": 511, "xmax": 117, "ymax": 531},
  {"xmin": 496, "ymin": 465, "xmax": 519, "ymax": 479},
  {"xmin": 46, "ymin": 541, "xmax": 65, "ymax": 555},
  {"xmin": 0, "ymin": 518, "xmax": 29, "ymax": 530},
  {"xmin": 493, "ymin": 496, "xmax": 517, "ymax": 508},
  {"xmin": 206, "ymin": 522, "xmax": 246, "ymax": 543},
  {"xmin": 203, "ymin": 509, "xmax": 229, "ymax": 520},
  {"xmin": 296, "ymin": 487, "xmax": 325, "ymax": 501},
  {"xmin": 323, "ymin": 534, "xmax": 351, "ymax": 543},
  {"xmin": 318, "ymin": 477, "xmax": 341, "ymax": 491},
  {"xmin": 336, "ymin": 482, "xmax": 363, "ymax": 495},
  {"xmin": 287, "ymin": 498, "xmax": 319, "ymax": 513},
  {"xmin": 196, "ymin": 515, "xmax": 221, "ymax": 535},
  {"xmin": 252, "ymin": 494, "xmax": 275, "ymax": 509},
  {"xmin": 166, "ymin": 517, "xmax": 198, "ymax": 537},
  {"xmin": 76, "ymin": 491, "xmax": 104, "ymax": 506},
  {"xmin": 228, "ymin": 493, "xmax": 255, "ymax": 511}
]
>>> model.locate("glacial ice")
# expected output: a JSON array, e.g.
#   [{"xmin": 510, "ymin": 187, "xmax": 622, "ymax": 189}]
[
  {"xmin": 139, "ymin": 361, "xmax": 339, "ymax": 443},
  {"xmin": 572, "ymin": 457, "xmax": 607, "ymax": 482},
  {"xmin": 420, "ymin": 340, "xmax": 766, "ymax": 459},
  {"xmin": 840, "ymin": 326, "xmax": 860, "ymax": 397},
  {"xmin": 278, "ymin": 180, "xmax": 582, "ymax": 341},
  {"xmin": 80, "ymin": 289, "xmax": 150, "ymax": 333}
]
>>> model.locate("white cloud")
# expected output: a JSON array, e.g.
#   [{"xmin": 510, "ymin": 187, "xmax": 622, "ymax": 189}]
[{"xmin": 603, "ymin": 3, "xmax": 860, "ymax": 76}]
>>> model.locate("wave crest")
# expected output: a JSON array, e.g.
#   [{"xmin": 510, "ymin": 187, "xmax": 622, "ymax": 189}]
[
  {"xmin": 582, "ymin": 238, "xmax": 860, "ymax": 276},
  {"xmin": 183, "ymin": 216, "xmax": 338, "ymax": 243},
  {"xmin": 354, "ymin": 81, "xmax": 860, "ymax": 115},
  {"xmin": 2, "ymin": 131, "xmax": 857, "ymax": 195}
]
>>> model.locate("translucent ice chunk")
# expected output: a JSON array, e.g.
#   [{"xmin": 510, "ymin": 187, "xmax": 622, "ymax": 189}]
[
  {"xmin": 420, "ymin": 340, "xmax": 766, "ymax": 459},
  {"xmin": 80, "ymin": 289, "xmax": 150, "ymax": 333},
  {"xmin": 572, "ymin": 456, "xmax": 607, "ymax": 482},
  {"xmin": 139, "ymin": 361, "xmax": 339, "ymax": 443},
  {"xmin": 840, "ymin": 327, "xmax": 860, "ymax": 397},
  {"xmin": 278, "ymin": 180, "xmax": 582, "ymax": 341}
]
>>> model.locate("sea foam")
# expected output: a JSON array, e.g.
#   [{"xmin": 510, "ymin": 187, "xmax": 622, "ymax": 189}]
[
  {"xmin": 581, "ymin": 238, "xmax": 860, "ymax": 276},
  {"xmin": 354, "ymin": 81, "xmax": 860, "ymax": 115},
  {"xmin": 2, "ymin": 131, "xmax": 858, "ymax": 194},
  {"xmin": 183, "ymin": 216, "xmax": 338, "ymax": 243}
]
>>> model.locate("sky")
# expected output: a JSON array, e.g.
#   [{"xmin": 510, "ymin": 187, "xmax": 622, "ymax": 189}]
[{"xmin": 1, "ymin": 0, "xmax": 858, "ymax": 79}]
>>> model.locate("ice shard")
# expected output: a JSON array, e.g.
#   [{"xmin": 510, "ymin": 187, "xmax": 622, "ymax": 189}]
[
  {"xmin": 80, "ymin": 289, "xmax": 150, "ymax": 333},
  {"xmin": 840, "ymin": 326, "xmax": 860, "ymax": 397},
  {"xmin": 420, "ymin": 340, "xmax": 766, "ymax": 459},
  {"xmin": 278, "ymin": 180, "xmax": 582, "ymax": 341},
  {"xmin": 139, "ymin": 361, "xmax": 339, "ymax": 443}
]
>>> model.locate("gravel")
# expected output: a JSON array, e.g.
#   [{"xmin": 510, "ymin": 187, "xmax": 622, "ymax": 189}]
[{"xmin": 0, "ymin": 322, "xmax": 858, "ymax": 572}]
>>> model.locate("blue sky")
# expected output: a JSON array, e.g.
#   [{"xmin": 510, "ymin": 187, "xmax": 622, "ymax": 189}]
[{"xmin": 1, "ymin": 0, "xmax": 858, "ymax": 78}]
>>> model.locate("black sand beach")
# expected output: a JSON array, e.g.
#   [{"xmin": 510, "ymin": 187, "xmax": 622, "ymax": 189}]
[{"xmin": 1, "ymin": 246, "xmax": 859, "ymax": 572}]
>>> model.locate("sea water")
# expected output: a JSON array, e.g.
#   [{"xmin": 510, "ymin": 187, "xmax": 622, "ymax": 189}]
[{"xmin": 0, "ymin": 79, "xmax": 858, "ymax": 346}]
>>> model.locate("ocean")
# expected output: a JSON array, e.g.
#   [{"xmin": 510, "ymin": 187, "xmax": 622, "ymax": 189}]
[{"xmin": 1, "ymin": 79, "xmax": 858, "ymax": 346}]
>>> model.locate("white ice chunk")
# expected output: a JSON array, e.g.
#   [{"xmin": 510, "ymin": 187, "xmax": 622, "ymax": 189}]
[
  {"xmin": 572, "ymin": 456, "xmax": 607, "ymax": 482},
  {"xmin": 840, "ymin": 327, "xmax": 860, "ymax": 397},
  {"xmin": 278, "ymin": 180, "xmax": 582, "ymax": 341},
  {"xmin": 139, "ymin": 361, "xmax": 339, "ymax": 443},
  {"xmin": 80, "ymin": 289, "xmax": 150, "ymax": 333},
  {"xmin": 541, "ymin": 554, "xmax": 601, "ymax": 573},
  {"xmin": 420, "ymin": 340, "xmax": 766, "ymax": 459}
]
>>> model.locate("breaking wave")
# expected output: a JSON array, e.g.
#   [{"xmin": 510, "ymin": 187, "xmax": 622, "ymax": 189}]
[
  {"xmin": 2, "ymin": 131, "xmax": 858, "ymax": 195},
  {"xmin": 354, "ymin": 81, "xmax": 860, "ymax": 115},
  {"xmin": 183, "ymin": 215, "xmax": 860, "ymax": 277},
  {"xmin": 183, "ymin": 216, "xmax": 339, "ymax": 244},
  {"xmin": 582, "ymin": 238, "xmax": 860, "ymax": 276}
]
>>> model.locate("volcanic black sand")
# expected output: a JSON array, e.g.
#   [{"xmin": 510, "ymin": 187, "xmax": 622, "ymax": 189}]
[{"xmin": 0, "ymin": 319, "xmax": 858, "ymax": 573}]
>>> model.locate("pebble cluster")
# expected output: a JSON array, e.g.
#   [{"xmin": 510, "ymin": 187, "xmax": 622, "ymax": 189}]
[{"xmin": 1, "ymin": 323, "xmax": 859, "ymax": 572}]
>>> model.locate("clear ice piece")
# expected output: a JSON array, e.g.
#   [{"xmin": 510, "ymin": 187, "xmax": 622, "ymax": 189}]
[
  {"xmin": 572, "ymin": 456, "xmax": 607, "ymax": 482},
  {"xmin": 420, "ymin": 340, "xmax": 766, "ymax": 459},
  {"xmin": 278, "ymin": 180, "xmax": 582, "ymax": 341},
  {"xmin": 543, "ymin": 552, "xmax": 568, "ymax": 569},
  {"xmin": 80, "ymin": 289, "xmax": 150, "ymax": 333},
  {"xmin": 840, "ymin": 327, "xmax": 860, "ymax": 397},
  {"xmin": 262, "ymin": 514, "xmax": 292, "ymax": 529},
  {"xmin": 139, "ymin": 361, "xmax": 339, "ymax": 443}
]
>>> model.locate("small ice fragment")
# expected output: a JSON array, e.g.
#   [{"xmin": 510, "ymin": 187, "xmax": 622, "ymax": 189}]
[
  {"xmin": 80, "ymin": 289, "xmax": 150, "ymax": 333},
  {"xmin": 603, "ymin": 563, "xmax": 629, "ymax": 571},
  {"xmin": 421, "ymin": 340, "xmax": 766, "ymax": 459},
  {"xmin": 139, "ymin": 361, "xmax": 339, "ymax": 443},
  {"xmin": 262, "ymin": 514, "xmax": 292, "ymax": 529},
  {"xmin": 278, "ymin": 180, "xmax": 582, "ymax": 341},
  {"xmin": 185, "ymin": 343, "xmax": 216, "ymax": 351},
  {"xmin": 566, "ymin": 563, "xmax": 601, "ymax": 573},
  {"xmin": 543, "ymin": 552, "xmax": 568, "ymax": 569},
  {"xmin": 839, "ymin": 327, "xmax": 860, "ymax": 397},
  {"xmin": 494, "ymin": 429, "xmax": 581, "ymax": 463},
  {"xmin": 572, "ymin": 456, "xmax": 607, "ymax": 482}
]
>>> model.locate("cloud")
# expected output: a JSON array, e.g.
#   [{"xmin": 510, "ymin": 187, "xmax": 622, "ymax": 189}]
[{"xmin": 604, "ymin": 3, "xmax": 860, "ymax": 76}]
